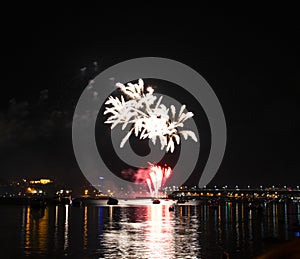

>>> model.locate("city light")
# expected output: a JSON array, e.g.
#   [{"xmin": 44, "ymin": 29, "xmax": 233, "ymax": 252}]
[
  {"xmin": 26, "ymin": 187, "xmax": 37, "ymax": 194},
  {"xmin": 29, "ymin": 178, "xmax": 53, "ymax": 185}
]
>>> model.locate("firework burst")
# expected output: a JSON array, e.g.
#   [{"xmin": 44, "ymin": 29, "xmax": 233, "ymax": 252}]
[
  {"xmin": 146, "ymin": 163, "xmax": 172, "ymax": 198},
  {"xmin": 104, "ymin": 79, "xmax": 197, "ymax": 153}
]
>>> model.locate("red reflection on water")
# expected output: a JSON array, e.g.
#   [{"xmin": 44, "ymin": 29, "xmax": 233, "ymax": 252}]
[{"xmin": 145, "ymin": 205, "xmax": 175, "ymax": 258}]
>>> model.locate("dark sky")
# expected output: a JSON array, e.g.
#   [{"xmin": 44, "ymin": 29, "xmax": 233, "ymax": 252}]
[{"xmin": 0, "ymin": 6, "xmax": 299, "ymax": 190}]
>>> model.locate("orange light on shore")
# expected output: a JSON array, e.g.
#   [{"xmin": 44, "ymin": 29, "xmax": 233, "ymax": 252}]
[
  {"xmin": 29, "ymin": 178, "xmax": 52, "ymax": 185},
  {"xmin": 27, "ymin": 187, "xmax": 37, "ymax": 194}
]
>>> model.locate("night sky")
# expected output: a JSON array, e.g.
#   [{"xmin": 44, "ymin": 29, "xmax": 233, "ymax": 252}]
[{"xmin": 1, "ymin": 6, "xmax": 299, "ymax": 191}]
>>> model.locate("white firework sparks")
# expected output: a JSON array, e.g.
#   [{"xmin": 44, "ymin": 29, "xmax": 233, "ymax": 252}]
[{"xmin": 104, "ymin": 79, "xmax": 197, "ymax": 153}]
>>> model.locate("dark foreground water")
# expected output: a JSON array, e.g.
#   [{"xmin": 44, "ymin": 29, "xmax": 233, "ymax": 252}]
[{"xmin": 0, "ymin": 200, "xmax": 299, "ymax": 258}]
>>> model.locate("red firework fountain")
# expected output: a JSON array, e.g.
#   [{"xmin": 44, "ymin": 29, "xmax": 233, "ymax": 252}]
[{"xmin": 146, "ymin": 163, "xmax": 172, "ymax": 198}]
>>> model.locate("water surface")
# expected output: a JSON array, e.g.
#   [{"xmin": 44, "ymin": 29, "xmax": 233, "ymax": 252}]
[{"xmin": 0, "ymin": 200, "xmax": 299, "ymax": 258}]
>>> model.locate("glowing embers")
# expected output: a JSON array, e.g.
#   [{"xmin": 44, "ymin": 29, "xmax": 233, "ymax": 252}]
[
  {"xmin": 104, "ymin": 79, "xmax": 197, "ymax": 153},
  {"xmin": 146, "ymin": 163, "xmax": 172, "ymax": 198}
]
